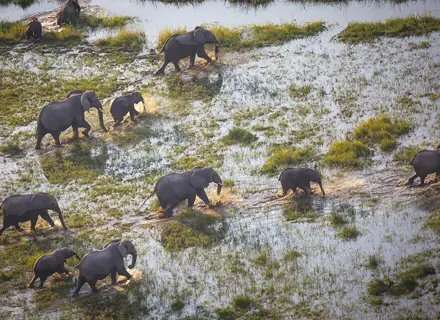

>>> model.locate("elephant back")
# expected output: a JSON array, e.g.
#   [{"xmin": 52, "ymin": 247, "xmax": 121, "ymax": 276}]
[
  {"xmin": 1, "ymin": 194, "xmax": 32, "ymax": 217},
  {"xmin": 39, "ymin": 96, "xmax": 82, "ymax": 132}
]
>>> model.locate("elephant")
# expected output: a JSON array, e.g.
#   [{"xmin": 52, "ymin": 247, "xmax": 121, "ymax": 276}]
[
  {"xmin": 35, "ymin": 90, "xmax": 107, "ymax": 149},
  {"xmin": 66, "ymin": 89, "xmax": 86, "ymax": 98},
  {"xmin": 56, "ymin": 0, "xmax": 81, "ymax": 26},
  {"xmin": 406, "ymin": 146, "xmax": 440, "ymax": 185},
  {"xmin": 278, "ymin": 168, "xmax": 325, "ymax": 196},
  {"xmin": 25, "ymin": 18, "xmax": 42, "ymax": 42},
  {"xmin": 110, "ymin": 92, "xmax": 144, "ymax": 125},
  {"xmin": 73, "ymin": 239, "xmax": 137, "ymax": 295},
  {"xmin": 28, "ymin": 248, "xmax": 80, "ymax": 288},
  {"xmin": 0, "ymin": 193, "xmax": 68, "ymax": 235},
  {"xmin": 141, "ymin": 166, "xmax": 223, "ymax": 218},
  {"xmin": 155, "ymin": 26, "xmax": 220, "ymax": 75}
]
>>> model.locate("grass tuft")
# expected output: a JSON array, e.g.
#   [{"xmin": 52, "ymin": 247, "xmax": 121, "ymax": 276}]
[
  {"xmin": 338, "ymin": 15, "xmax": 440, "ymax": 43},
  {"xmin": 324, "ymin": 140, "xmax": 371, "ymax": 168},
  {"xmin": 156, "ymin": 26, "xmax": 188, "ymax": 50},
  {"xmin": 289, "ymin": 84, "xmax": 312, "ymax": 99},
  {"xmin": 337, "ymin": 226, "xmax": 360, "ymax": 240},
  {"xmin": 78, "ymin": 15, "xmax": 134, "ymax": 29},
  {"xmin": 0, "ymin": 20, "xmax": 26, "ymax": 43},
  {"xmin": 222, "ymin": 127, "xmax": 258, "ymax": 146},
  {"xmin": 260, "ymin": 144, "xmax": 314, "ymax": 175},
  {"xmin": 95, "ymin": 30, "xmax": 146, "ymax": 51}
]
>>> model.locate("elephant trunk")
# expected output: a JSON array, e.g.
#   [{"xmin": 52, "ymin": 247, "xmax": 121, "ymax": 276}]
[
  {"xmin": 56, "ymin": 207, "xmax": 68, "ymax": 230},
  {"xmin": 97, "ymin": 107, "xmax": 107, "ymax": 132},
  {"xmin": 213, "ymin": 176, "xmax": 223, "ymax": 195},
  {"xmin": 128, "ymin": 252, "xmax": 137, "ymax": 269},
  {"xmin": 214, "ymin": 43, "xmax": 219, "ymax": 60},
  {"xmin": 318, "ymin": 180, "xmax": 325, "ymax": 196}
]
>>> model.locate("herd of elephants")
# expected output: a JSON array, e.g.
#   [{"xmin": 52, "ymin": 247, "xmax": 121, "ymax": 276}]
[{"xmin": 1, "ymin": 0, "xmax": 440, "ymax": 298}]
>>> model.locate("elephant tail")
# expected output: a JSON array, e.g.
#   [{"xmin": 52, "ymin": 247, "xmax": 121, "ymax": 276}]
[
  {"xmin": 140, "ymin": 188, "xmax": 157, "ymax": 209},
  {"xmin": 152, "ymin": 37, "xmax": 172, "ymax": 62}
]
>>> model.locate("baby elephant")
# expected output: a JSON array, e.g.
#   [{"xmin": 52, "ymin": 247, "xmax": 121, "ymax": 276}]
[
  {"xmin": 406, "ymin": 146, "xmax": 440, "ymax": 186},
  {"xmin": 73, "ymin": 239, "xmax": 137, "ymax": 296},
  {"xmin": 25, "ymin": 18, "xmax": 42, "ymax": 42},
  {"xmin": 279, "ymin": 168, "xmax": 325, "ymax": 196},
  {"xmin": 28, "ymin": 248, "xmax": 80, "ymax": 288},
  {"xmin": 110, "ymin": 92, "xmax": 144, "ymax": 125}
]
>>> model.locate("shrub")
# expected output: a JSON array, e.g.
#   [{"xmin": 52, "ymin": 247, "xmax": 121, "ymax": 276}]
[
  {"xmin": 95, "ymin": 30, "xmax": 146, "ymax": 51},
  {"xmin": 260, "ymin": 145, "xmax": 314, "ymax": 175},
  {"xmin": 324, "ymin": 140, "xmax": 371, "ymax": 168},
  {"xmin": 222, "ymin": 127, "xmax": 258, "ymax": 145}
]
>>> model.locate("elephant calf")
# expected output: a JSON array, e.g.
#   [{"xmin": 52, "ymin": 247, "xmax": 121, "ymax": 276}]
[
  {"xmin": 73, "ymin": 239, "xmax": 137, "ymax": 295},
  {"xmin": 0, "ymin": 193, "xmax": 68, "ymax": 235},
  {"xmin": 110, "ymin": 92, "xmax": 144, "ymax": 125},
  {"xmin": 141, "ymin": 166, "xmax": 223, "ymax": 218},
  {"xmin": 406, "ymin": 146, "xmax": 440, "ymax": 186},
  {"xmin": 28, "ymin": 248, "xmax": 80, "ymax": 288},
  {"xmin": 279, "ymin": 168, "xmax": 325, "ymax": 196},
  {"xmin": 25, "ymin": 18, "xmax": 42, "ymax": 42},
  {"xmin": 56, "ymin": 0, "xmax": 81, "ymax": 26}
]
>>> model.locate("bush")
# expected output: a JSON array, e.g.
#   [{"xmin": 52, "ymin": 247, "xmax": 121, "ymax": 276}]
[
  {"xmin": 222, "ymin": 127, "xmax": 258, "ymax": 145},
  {"xmin": 324, "ymin": 140, "xmax": 371, "ymax": 168},
  {"xmin": 95, "ymin": 30, "xmax": 146, "ymax": 51},
  {"xmin": 260, "ymin": 145, "xmax": 314, "ymax": 175}
]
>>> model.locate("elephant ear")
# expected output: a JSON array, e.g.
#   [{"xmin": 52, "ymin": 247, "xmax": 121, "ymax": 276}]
[
  {"xmin": 80, "ymin": 91, "xmax": 93, "ymax": 111},
  {"xmin": 189, "ymin": 167, "xmax": 211, "ymax": 189},
  {"xmin": 175, "ymin": 29, "xmax": 199, "ymax": 46},
  {"xmin": 118, "ymin": 241, "xmax": 128, "ymax": 257},
  {"xmin": 194, "ymin": 27, "xmax": 208, "ymax": 44}
]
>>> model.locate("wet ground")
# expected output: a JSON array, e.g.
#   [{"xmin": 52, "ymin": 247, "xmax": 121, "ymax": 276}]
[{"xmin": 1, "ymin": 0, "xmax": 440, "ymax": 319}]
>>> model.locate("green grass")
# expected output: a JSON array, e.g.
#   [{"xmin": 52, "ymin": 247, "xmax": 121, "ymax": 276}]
[
  {"xmin": 393, "ymin": 145, "xmax": 424, "ymax": 163},
  {"xmin": 338, "ymin": 15, "xmax": 440, "ymax": 43},
  {"xmin": 0, "ymin": 141, "xmax": 22, "ymax": 155},
  {"xmin": 210, "ymin": 25, "xmax": 242, "ymax": 51},
  {"xmin": 156, "ymin": 26, "xmax": 188, "ymax": 50},
  {"xmin": 425, "ymin": 207, "xmax": 440, "ymax": 234},
  {"xmin": 78, "ymin": 15, "xmax": 134, "ymax": 29},
  {"xmin": 95, "ymin": 30, "xmax": 146, "ymax": 51},
  {"xmin": 324, "ymin": 140, "xmax": 371, "ymax": 168},
  {"xmin": 164, "ymin": 73, "xmax": 222, "ymax": 102},
  {"xmin": 353, "ymin": 114, "xmax": 411, "ymax": 150},
  {"xmin": 337, "ymin": 226, "xmax": 360, "ymax": 240},
  {"xmin": 44, "ymin": 25, "xmax": 86, "ymax": 44},
  {"xmin": 283, "ymin": 250, "xmax": 302, "ymax": 261},
  {"xmin": 222, "ymin": 127, "xmax": 258, "ymax": 146},
  {"xmin": 282, "ymin": 200, "xmax": 318, "ymax": 222},
  {"xmin": 0, "ymin": 20, "xmax": 26, "ymax": 43},
  {"xmin": 260, "ymin": 144, "xmax": 315, "ymax": 175},
  {"xmin": 329, "ymin": 212, "xmax": 348, "ymax": 226},
  {"xmin": 289, "ymin": 84, "xmax": 312, "ymax": 99}
]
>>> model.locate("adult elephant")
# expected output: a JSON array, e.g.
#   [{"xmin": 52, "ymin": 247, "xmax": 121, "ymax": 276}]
[
  {"xmin": 406, "ymin": 146, "xmax": 440, "ymax": 186},
  {"xmin": 110, "ymin": 92, "xmax": 144, "ymax": 125},
  {"xmin": 278, "ymin": 168, "xmax": 325, "ymax": 196},
  {"xmin": 28, "ymin": 248, "xmax": 80, "ymax": 288},
  {"xmin": 25, "ymin": 18, "xmax": 42, "ymax": 42},
  {"xmin": 35, "ymin": 90, "xmax": 107, "ymax": 149},
  {"xmin": 56, "ymin": 0, "xmax": 81, "ymax": 26},
  {"xmin": 155, "ymin": 26, "xmax": 220, "ymax": 75},
  {"xmin": 73, "ymin": 239, "xmax": 137, "ymax": 295},
  {"xmin": 141, "ymin": 167, "xmax": 223, "ymax": 218},
  {"xmin": 0, "ymin": 193, "xmax": 68, "ymax": 235}
]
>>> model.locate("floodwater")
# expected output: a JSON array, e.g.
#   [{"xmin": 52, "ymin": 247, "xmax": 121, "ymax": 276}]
[{"xmin": 1, "ymin": 0, "xmax": 440, "ymax": 318}]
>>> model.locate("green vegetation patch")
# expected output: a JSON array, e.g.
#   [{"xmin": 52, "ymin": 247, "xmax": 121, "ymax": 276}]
[
  {"xmin": 78, "ymin": 15, "xmax": 134, "ymax": 29},
  {"xmin": 164, "ymin": 73, "xmax": 223, "ymax": 102},
  {"xmin": 289, "ymin": 84, "xmax": 312, "ymax": 99},
  {"xmin": 95, "ymin": 30, "xmax": 146, "ymax": 51},
  {"xmin": 222, "ymin": 127, "xmax": 258, "ymax": 146},
  {"xmin": 160, "ymin": 209, "xmax": 226, "ymax": 251},
  {"xmin": 353, "ymin": 114, "xmax": 411, "ymax": 151},
  {"xmin": 156, "ymin": 26, "xmax": 188, "ymax": 50},
  {"xmin": 260, "ymin": 144, "xmax": 315, "ymax": 175},
  {"xmin": 338, "ymin": 15, "xmax": 440, "ymax": 43},
  {"xmin": 393, "ymin": 145, "xmax": 424, "ymax": 163},
  {"xmin": 0, "ymin": 141, "xmax": 22, "ymax": 155},
  {"xmin": 424, "ymin": 206, "xmax": 440, "ymax": 234},
  {"xmin": 282, "ymin": 198, "xmax": 318, "ymax": 222},
  {"xmin": 324, "ymin": 140, "xmax": 371, "ymax": 168},
  {"xmin": 337, "ymin": 226, "xmax": 360, "ymax": 240},
  {"xmin": 44, "ymin": 25, "xmax": 86, "ymax": 44},
  {"xmin": 0, "ymin": 20, "xmax": 26, "ymax": 43}
]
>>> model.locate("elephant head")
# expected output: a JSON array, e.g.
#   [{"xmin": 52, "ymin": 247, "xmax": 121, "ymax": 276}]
[
  {"xmin": 31, "ymin": 193, "xmax": 68, "ymax": 230},
  {"xmin": 190, "ymin": 167, "xmax": 223, "ymax": 195},
  {"xmin": 80, "ymin": 91, "xmax": 107, "ymax": 132},
  {"xmin": 194, "ymin": 26, "xmax": 220, "ymax": 56},
  {"xmin": 55, "ymin": 248, "xmax": 80, "ymax": 261},
  {"xmin": 127, "ymin": 92, "xmax": 144, "ymax": 105},
  {"xmin": 118, "ymin": 239, "xmax": 137, "ymax": 269}
]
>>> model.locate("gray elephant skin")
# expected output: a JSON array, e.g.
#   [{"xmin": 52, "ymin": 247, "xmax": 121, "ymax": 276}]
[
  {"xmin": 25, "ymin": 18, "xmax": 42, "ymax": 41},
  {"xmin": 279, "ymin": 168, "xmax": 325, "ymax": 196},
  {"xmin": 142, "ymin": 167, "xmax": 223, "ymax": 218},
  {"xmin": 56, "ymin": 0, "xmax": 81, "ymax": 26},
  {"xmin": 66, "ymin": 89, "xmax": 86, "ymax": 98},
  {"xmin": 35, "ymin": 90, "xmax": 107, "ymax": 149},
  {"xmin": 110, "ymin": 92, "xmax": 144, "ymax": 125},
  {"xmin": 407, "ymin": 146, "xmax": 440, "ymax": 185},
  {"xmin": 73, "ymin": 239, "xmax": 137, "ymax": 295},
  {"xmin": 0, "ymin": 193, "xmax": 68, "ymax": 235},
  {"xmin": 28, "ymin": 248, "xmax": 80, "ymax": 288},
  {"xmin": 155, "ymin": 26, "xmax": 220, "ymax": 75}
]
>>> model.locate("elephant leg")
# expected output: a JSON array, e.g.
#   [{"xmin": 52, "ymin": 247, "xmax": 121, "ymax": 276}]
[
  {"xmin": 406, "ymin": 174, "xmax": 418, "ymax": 185},
  {"xmin": 28, "ymin": 275, "xmax": 38, "ymax": 288},
  {"xmin": 15, "ymin": 223, "xmax": 22, "ymax": 231},
  {"xmin": 117, "ymin": 266, "xmax": 132, "ymax": 280},
  {"xmin": 172, "ymin": 60, "xmax": 181, "ymax": 72},
  {"xmin": 40, "ymin": 210, "xmax": 55, "ymax": 228},
  {"xmin": 73, "ymin": 276, "xmax": 86, "ymax": 296},
  {"xmin": 190, "ymin": 53, "xmax": 196, "ymax": 67},
  {"xmin": 297, "ymin": 184, "xmax": 310, "ymax": 195},
  {"xmin": 72, "ymin": 124, "xmax": 79, "ymax": 139},
  {"xmin": 111, "ymin": 270, "xmax": 117, "ymax": 285},
  {"xmin": 50, "ymin": 132, "xmax": 61, "ymax": 148},
  {"xmin": 90, "ymin": 280, "xmax": 99, "ymax": 293},
  {"xmin": 196, "ymin": 46, "xmax": 212, "ymax": 63},
  {"xmin": 420, "ymin": 175, "xmax": 427, "ymax": 186},
  {"xmin": 35, "ymin": 123, "xmax": 47, "ymax": 149},
  {"xmin": 38, "ymin": 275, "xmax": 48, "ymax": 288},
  {"xmin": 129, "ymin": 110, "xmax": 136, "ymax": 122},
  {"xmin": 196, "ymin": 189, "xmax": 212, "ymax": 207},
  {"xmin": 187, "ymin": 193, "xmax": 196, "ymax": 207},
  {"xmin": 30, "ymin": 216, "xmax": 38, "ymax": 232},
  {"xmin": 81, "ymin": 121, "xmax": 91, "ymax": 138},
  {"xmin": 155, "ymin": 57, "xmax": 171, "ymax": 75},
  {"xmin": 164, "ymin": 204, "xmax": 175, "ymax": 218}
]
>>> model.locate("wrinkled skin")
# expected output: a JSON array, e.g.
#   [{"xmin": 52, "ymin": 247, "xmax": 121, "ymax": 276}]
[
  {"xmin": 0, "ymin": 193, "xmax": 68, "ymax": 235},
  {"xmin": 155, "ymin": 26, "xmax": 220, "ymax": 75},
  {"xmin": 66, "ymin": 89, "xmax": 86, "ymax": 98},
  {"xmin": 35, "ymin": 90, "xmax": 107, "ymax": 149},
  {"xmin": 28, "ymin": 248, "xmax": 80, "ymax": 288},
  {"xmin": 142, "ymin": 167, "xmax": 223, "ymax": 218},
  {"xmin": 25, "ymin": 18, "xmax": 42, "ymax": 42},
  {"xmin": 56, "ymin": 0, "xmax": 81, "ymax": 26},
  {"xmin": 110, "ymin": 92, "xmax": 144, "ymax": 125},
  {"xmin": 278, "ymin": 168, "xmax": 325, "ymax": 196},
  {"xmin": 407, "ymin": 147, "xmax": 440, "ymax": 186},
  {"xmin": 73, "ymin": 239, "xmax": 137, "ymax": 295}
]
